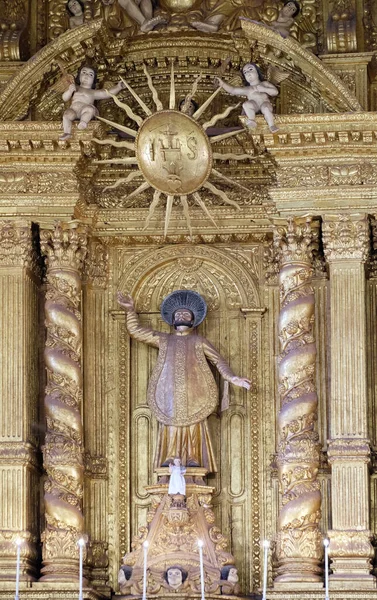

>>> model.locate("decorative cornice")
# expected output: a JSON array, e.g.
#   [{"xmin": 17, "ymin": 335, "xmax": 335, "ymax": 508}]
[{"xmin": 322, "ymin": 214, "xmax": 370, "ymax": 262}]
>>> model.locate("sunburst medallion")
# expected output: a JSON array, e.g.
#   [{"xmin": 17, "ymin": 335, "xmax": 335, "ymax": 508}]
[{"xmin": 94, "ymin": 65, "xmax": 253, "ymax": 236}]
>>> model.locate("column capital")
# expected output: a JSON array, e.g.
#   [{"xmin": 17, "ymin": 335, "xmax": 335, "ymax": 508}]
[
  {"xmin": 273, "ymin": 216, "xmax": 320, "ymax": 267},
  {"xmin": 0, "ymin": 220, "xmax": 38, "ymax": 271},
  {"xmin": 322, "ymin": 214, "xmax": 369, "ymax": 262},
  {"xmin": 40, "ymin": 221, "xmax": 88, "ymax": 273}
]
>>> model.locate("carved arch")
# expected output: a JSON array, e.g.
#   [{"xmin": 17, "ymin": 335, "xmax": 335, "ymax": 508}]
[
  {"xmin": 0, "ymin": 19, "xmax": 108, "ymax": 121},
  {"xmin": 117, "ymin": 245, "xmax": 260, "ymax": 311},
  {"xmin": 0, "ymin": 16, "xmax": 362, "ymax": 121},
  {"xmin": 241, "ymin": 19, "xmax": 362, "ymax": 112}
]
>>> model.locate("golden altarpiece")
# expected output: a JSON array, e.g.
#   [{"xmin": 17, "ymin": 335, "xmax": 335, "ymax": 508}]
[{"xmin": 2, "ymin": 0, "xmax": 377, "ymax": 599}]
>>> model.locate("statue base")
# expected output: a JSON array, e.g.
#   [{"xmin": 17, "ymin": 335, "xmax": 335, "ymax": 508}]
[{"xmin": 119, "ymin": 470, "xmax": 241, "ymax": 597}]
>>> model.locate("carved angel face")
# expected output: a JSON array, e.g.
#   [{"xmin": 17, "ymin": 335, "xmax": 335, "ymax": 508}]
[
  {"xmin": 68, "ymin": 0, "xmax": 83, "ymax": 15},
  {"xmin": 227, "ymin": 568, "xmax": 239, "ymax": 583},
  {"xmin": 242, "ymin": 63, "xmax": 260, "ymax": 85},
  {"xmin": 79, "ymin": 67, "xmax": 96, "ymax": 88},
  {"xmin": 167, "ymin": 567, "xmax": 183, "ymax": 589},
  {"xmin": 282, "ymin": 1, "xmax": 299, "ymax": 17}
]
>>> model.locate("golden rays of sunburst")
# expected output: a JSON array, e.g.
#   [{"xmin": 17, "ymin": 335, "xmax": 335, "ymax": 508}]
[{"xmin": 93, "ymin": 65, "xmax": 253, "ymax": 237}]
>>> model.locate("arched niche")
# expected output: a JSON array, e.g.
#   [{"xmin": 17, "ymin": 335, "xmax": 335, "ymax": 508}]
[
  {"xmin": 117, "ymin": 245, "xmax": 260, "ymax": 312},
  {"xmin": 115, "ymin": 243, "xmax": 264, "ymax": 593}
]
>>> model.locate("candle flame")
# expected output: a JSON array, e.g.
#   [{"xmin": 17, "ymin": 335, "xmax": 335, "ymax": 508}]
[
  {"xmin": 78, "ymin": 537, "xmax": 86, "ymax": 547},
  {"xmin": 198, "ymin": 539, "xmax": 204, "ymax": 547},
  {"xmin": 323, "ymin": 538, "xmax": 330, "ymax": 547},
  {"xmin": 15, "ymin": 538, "xmax": 22, "ymax": 547},
  {"xmin": 143, "ymin": 540, "xmax": 149, "ymax": 548},
  {"xmin": 263, "ymin": 540, "xmax": 270, "ymax": 549}
]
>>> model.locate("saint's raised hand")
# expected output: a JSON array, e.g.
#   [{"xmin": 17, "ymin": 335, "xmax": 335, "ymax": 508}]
[{"xmin": 117, "ymin": 291, "xmax": 134, "ymax": 312}]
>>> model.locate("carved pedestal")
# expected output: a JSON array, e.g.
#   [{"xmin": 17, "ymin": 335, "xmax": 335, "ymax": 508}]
[
  {"xmin": 119, "ymin": 468, "xmax": 241, "ymax": 598},
  {"xmin": 323, "ymin": 214, "xmax": 375, "ymax": 588}
]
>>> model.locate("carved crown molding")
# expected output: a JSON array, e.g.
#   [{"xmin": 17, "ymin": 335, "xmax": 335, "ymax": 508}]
[{"xmin": 322, "ymin": 214, "xmax": 370, "ymax": 262}]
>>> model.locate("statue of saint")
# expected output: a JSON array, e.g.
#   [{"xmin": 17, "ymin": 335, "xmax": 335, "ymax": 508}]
[
  {"xmin": 117, "ymin": 290, "xmax": 251, "ymax": 472},
  {"xmin": 168, "ymin": 457, "xmax": 186, "ymax": 495},
  {"xmin": 215, "ymin": 63, "xmax": 279, "ymax": 133}
]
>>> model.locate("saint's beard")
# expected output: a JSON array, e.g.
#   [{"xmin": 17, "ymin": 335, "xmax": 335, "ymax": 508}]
[{"xmin": 173, "ymin": 321, "xmax": 193, "ymax": 329}]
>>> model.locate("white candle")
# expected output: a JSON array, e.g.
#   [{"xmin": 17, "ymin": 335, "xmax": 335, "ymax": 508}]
[
  {"xmin": 142, "ymin": 540, "xmax": 149, "ymax": 600},
  {"xmin": 324, "ymin": 538, "xmax": 330, "ymax": 600},
  {"xmin": 198, "ymin": 539, "xmax": 205, "ymax": 600},
  {"xmin": 15, "ymin": 538, "xmax": 22, "ymax": 600},
  {"xmin": 78, "ymin": 537, "xmax": 86, "ymax": 600},
  {"xmin": 262, "ymin": 540, "xmax": 270, "ymax": 600}
]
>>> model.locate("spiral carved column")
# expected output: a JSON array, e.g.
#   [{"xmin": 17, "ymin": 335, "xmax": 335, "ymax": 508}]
[
  {"xmin": 40, "ymin": 222, "xmax": 88, "ymax": 581},
  {"xmin": 273, "ymin": 218, "xmax": 323, "ymax": 584}
]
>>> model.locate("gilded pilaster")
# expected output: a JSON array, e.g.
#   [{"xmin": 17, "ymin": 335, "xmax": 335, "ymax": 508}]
[
  {"xmin": 273, "ymin": 218, "xmax": 323, "ymax": 584},
  {"xmin": 322, "ymin": 214, "xmax": 375, "ymax": 586},
  {"xmin": 0, "ymin": 220, "xmax": 40, "ymax": 581},
  {"xmin": 40, "ymin": 222, "xmax": 88, "ymax": 581},
  {"xmin": 83, "ymin": 240, "xmax": 110, "ymax": 591}
]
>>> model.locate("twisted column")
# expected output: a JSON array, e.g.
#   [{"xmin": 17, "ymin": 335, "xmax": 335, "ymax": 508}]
[
  {"xmin": 40, "ymin": 222, "xmax": 88, "ymax": 581},
  {"xmin": 323, "ymin": 214, "xmax": 375, "ymax": 586},
  {"xmin": 273, "ymin": 217, "xmax": 322, "ymax": 583}
]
